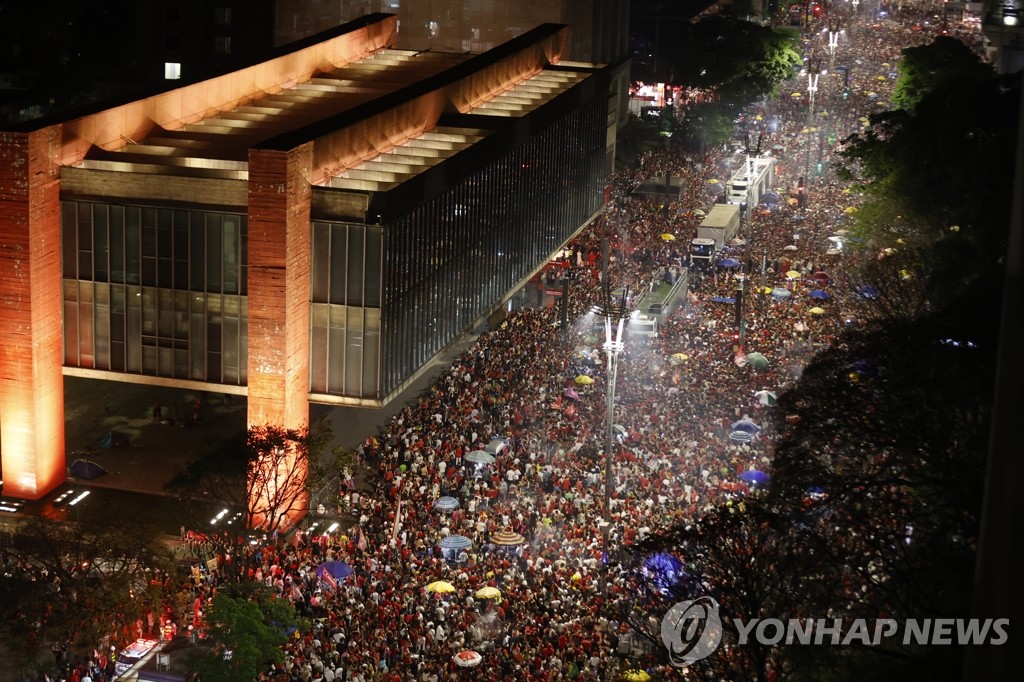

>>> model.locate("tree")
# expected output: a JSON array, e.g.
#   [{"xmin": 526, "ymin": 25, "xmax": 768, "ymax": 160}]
[
  {"xmin": 0, "ymin": 517, "xmax": 174, "ymax": 673},
  {"xmin": 681, "ymin": 102, "xmax": 736, "ymax": 154},
  {"xmin": 665, "ymin": 16, "xmax": 801, "ymax": 104},
  {"xmin": 837, "ymin": 41, "xmax": 1019, "ymax": 290},
  {"xmin": 890, "ymin": 37, "xmax": 992, "ymax": 112},
  {"xmin": 621, "ymin": 504, "xmax": 835, "ymax": 681},
  {"xmin": 190, "ymin": 588, "xmax": 302, "ymax": 682},
  {"xmin": 166, "ymin": 417, "xmax": 352, "ymax": 572}
]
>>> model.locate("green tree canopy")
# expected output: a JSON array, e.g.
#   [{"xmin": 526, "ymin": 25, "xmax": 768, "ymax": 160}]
[
  {"xmin": 190, "ymin": 589, "xmax": 302, "ymax": 682},
  {"xmin": 666, "ymin": 16, "xmax": 801, "ymax": 104},
  {"xmin": 837, "ymin": 43, "xmax": 1019, "ymax": 295},
  {"xmin": 890, "ymin": 36, "xmax": 993, "ymax": 112}
]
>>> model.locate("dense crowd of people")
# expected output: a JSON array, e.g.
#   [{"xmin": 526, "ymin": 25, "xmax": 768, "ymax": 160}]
[
  {"xmin": 207, "ymin": 7, "xmax": 978, "ymax": 682},
  {"xmin": 34, "ymin": 4, "xmax": 988, "ymax": 682}
]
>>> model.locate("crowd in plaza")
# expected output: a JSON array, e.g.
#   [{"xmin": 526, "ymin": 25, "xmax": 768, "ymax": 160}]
[{"xmin": 34, "ymin": 5, "xmax": 989, "ymax": 682}]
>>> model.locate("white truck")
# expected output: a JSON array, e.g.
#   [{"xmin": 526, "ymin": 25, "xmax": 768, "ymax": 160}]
[{"xmin": 690, "ymin": 203, "xmax": 741, "ymax": 265}]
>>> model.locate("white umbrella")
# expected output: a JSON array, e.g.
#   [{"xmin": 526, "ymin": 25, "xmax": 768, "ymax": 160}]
[
  {"xmin": 454, "ymin": 650, "xmax": 482, "ymax": 668},
  {"xmin": 754, "ymin": 390, "xmax": 777, "ymax": 406}
]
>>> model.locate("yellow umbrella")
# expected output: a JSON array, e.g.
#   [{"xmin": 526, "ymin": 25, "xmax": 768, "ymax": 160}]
[
  {"xmin": 622, "ymin": 671, "xmax": 651, "ymax": 682},
  {"xmin": 660, "ymin": 233, "xmax": 676, "ymax": 242},
  {"xmin": 426, "ymin": 580, "xmax": 456, "ymax": 593},
  {"xmin": 757, "ymin": 286, "xmax": 773, "ymax": 294},
  {"xmin": 707, "ymin": 178, "xmax": 720, "ymax": 184},
  {"xmin": 808, "ymin": 307, "xmax": 825, "ymax": 315},
  {"xmin": 792, "ymin": 91, "xmax": 802, "ymax": 98},
  {"xmin": 475, "ymin": 586, "xmax": 502, "ymax": 600},
  {"xmin": 786, "ymin": 197, "xmax": 798, "ymax": 205},
  {"xmin": 785, "ymin": 270, "xmax": 801, "ymax": 279},
  {"xmin": 882, "ymin": 62, "xmax": 891, "ymax": 68},
  {"xmin": 669, "ymin": 353, "xmax": 688, "ymax": 366},
  {"xmin": 575, "ymin": 375, "xmax": 594, "ymax": 385},
  {"xmin": 876, "ymin": 75, "xmax": 887, "ymax": 81},
  {"xmin": 843, "ymin": 206, "xmax": 858, "ymax": 215}
]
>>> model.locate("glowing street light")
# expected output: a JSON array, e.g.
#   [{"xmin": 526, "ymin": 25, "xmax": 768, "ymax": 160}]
[
  {"xmin": 599, "ymin": 287, "xmax": 629, "ymax": 519},
  {"xmin": 807, "ymin": 58, "xmax": 823, "ymax": 119},
  {"xmin": 827, "ymin": 19, "xmax": 842, "ymax": 68}
]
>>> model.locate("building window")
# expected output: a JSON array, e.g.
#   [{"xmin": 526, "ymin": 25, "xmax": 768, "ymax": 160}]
[
  {"xmin": 165, "ymin": 5, "xmax": 181, "ymax": 22},
  {"xmin": 164, "ymin": 62, "xmax": 181, "ymax": 79},
  {"xmin": 214, "ymin": 7, "xmax": 232, "ymax": 25},
  {"xmin": 165, "ymin": 34, "xmax": 180, "ymax": 50},
  {"xmin": 214, "ymin": 36, "xmax": 232, "ymax": 54}
]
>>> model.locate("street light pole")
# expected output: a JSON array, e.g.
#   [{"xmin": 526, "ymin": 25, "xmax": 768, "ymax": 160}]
[
  {"xmin": 601, "ymin": 288, "xmax": 627, "ymax": 520},
  {"xmin": 827, "ymin": 19, "xmax": 842, "ymax": 69},
  {"xmin": 807, "ymin": 57, "xmax": 822, "ymax": 120}
]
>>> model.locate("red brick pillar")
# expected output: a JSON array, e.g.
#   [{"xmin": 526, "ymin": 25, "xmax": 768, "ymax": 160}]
[
  {"xmin": 246, "ymin": 144, "xmax": 312, "ymax": 529},
  {"xmin": 0, "ymin": 127, "xmax": 66, "ymax": 500}
]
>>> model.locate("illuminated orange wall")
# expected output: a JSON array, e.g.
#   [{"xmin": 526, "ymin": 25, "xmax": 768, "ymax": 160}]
[
  {"xmin": 58, "ymin": 16, "xmax": 398, "ymax": 166},
  {"xmin": 309, "ymin": 26, "xmax": 568, "ymax": 182},
  {"xmin": 0, "ymin": 128, "xmax": 67, "ymax": 500},
  {"xmin": 246, "ymin": 144, "xmax": 313, "ymax": 529}
]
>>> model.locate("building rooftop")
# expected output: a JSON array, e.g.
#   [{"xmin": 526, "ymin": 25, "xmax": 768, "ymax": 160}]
[{"xmin": 51, "ymin": 14, "xmax": 594, "ymax": 194}]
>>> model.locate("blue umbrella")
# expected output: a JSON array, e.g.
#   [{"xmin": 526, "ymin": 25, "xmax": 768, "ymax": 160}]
[
  {"xmin": 761, "ymin": 192, "xmax": 781, "ymax": 204},
  {"xmin": 729, "ymin": 430, "xmax": 754, "ymax": 443},
  {"xmin": 434, "ymin": 496, "xmax": 460, "ymax": 511},
  {"xmin": 808, "ymin": 289, "xmax": 831, "ymax": 300},
  {"xmin": 857, "ymin": 285, "xmax": 880, "ymax": 299},
  {"xmin": 730, "ymin": 420, "xmax": 760, "ymax": 434},
  {"xmin": 718, "ymin": 258, "xmax": 742, "ymax": 268},
  {"xmin": 643, "ymin": 553, "xmax": 686, "ymax": 589},
  {"xmin": 771, "ymin": 287, "xmax": 791, "ymax": 299},
  {"xmin": 710, "ymin": 296, "xmax": 736, "ymax": 304},
  {"xmin": 739, "ymin": 470, "xmax": 770, "ymax": 485},
  {"xmin": 439, "ymin": 535, "xmax": 473, "ymax": 550},
  {"xmin": 314, "ymin": 561, "xmax": 353, "ymax": 581}
]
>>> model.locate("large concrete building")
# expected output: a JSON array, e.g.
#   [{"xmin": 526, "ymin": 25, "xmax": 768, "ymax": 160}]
[{"xmin": 0, "ymin": 14, "xmax": 612, "ymax": 501}]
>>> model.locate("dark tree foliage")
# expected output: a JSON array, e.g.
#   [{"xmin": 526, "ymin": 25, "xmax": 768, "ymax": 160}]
[
  {"xmin": 165, "ymin": 417, "xmax": 351, "ymax": 575},
  {"xmin": 189, "ymin": 586, "xmax": 303, "ymax": 682},
  {"xmin": 837, "ymin": 39, "xmax": 1019, "ymax": 298},
  {"xmin": 0, "ymin": 517, "xmax": 174, "ymax": 672},
  {"xmin": 890, "ymin": 37, "xmax": 993, "ymax": 112},
  {"xmin": 665, "ymin": 16, "xmax": 801, "ymax": 103}
]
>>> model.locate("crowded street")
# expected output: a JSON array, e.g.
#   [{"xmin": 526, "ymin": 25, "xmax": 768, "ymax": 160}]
[{"xmin": 29, "ymin": 3, "xmax": 1001, "ymax": 682}]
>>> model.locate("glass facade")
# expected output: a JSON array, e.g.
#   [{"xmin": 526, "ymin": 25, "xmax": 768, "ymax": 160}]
[
  {"xmin": 379, "ymin": 92, "xmax": 607, "ymax": 396},
  {"xmin": 61, "ymin": 201, "xmax": 249, "ymax": 385},
  {"xmin": 309, "ymin": 222, "xmax": 383, "ymax": 398},
  {"xmin": 60, "ymin": 85, "xmax": 606, "ymax": 402}
]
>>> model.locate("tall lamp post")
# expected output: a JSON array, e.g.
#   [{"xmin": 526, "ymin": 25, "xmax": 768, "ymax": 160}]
[
  {"xmin": 807, "ymin": 57, "xmax": 822, "ymax": 120},
  {"xmin": 827, "ymin": 19, "xmax": 842, "ymax": 69},
  {"xmin": 601, "ymin": 287, "xmax": 628, "ymax": 519}
]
